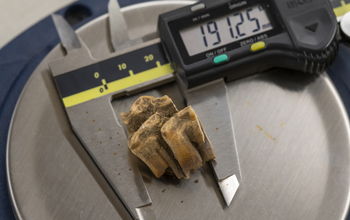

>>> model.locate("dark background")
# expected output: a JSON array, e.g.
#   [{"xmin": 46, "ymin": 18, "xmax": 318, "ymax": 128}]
[{"xmin": 1, "ymin": 0, "xmax": 350, "ymax": 219}]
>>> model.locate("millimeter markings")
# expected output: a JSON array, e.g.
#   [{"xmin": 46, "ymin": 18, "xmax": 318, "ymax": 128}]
[
  {"xmin": 54, "ymin": 43, "xmax": 173, "ymax": 108},
  {"xmin": 331, "ymin": 0, "xmax": 350, "ymax": 17}
]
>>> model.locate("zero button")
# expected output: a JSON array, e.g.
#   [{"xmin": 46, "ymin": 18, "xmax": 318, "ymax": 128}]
[{"xmin": 251, "ymin": 41, "xmax": 266, "ymax": 52}]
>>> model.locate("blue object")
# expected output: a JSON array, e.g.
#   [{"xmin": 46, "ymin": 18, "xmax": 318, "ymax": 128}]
[{"xmin": 328, "ymin": 43, "xmax": 350, "ymax": 113}]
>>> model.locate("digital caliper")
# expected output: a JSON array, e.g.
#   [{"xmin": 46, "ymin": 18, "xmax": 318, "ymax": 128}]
[
  {"xmin": 49, "ymin": 0, "xmax": 342, "ymax": 219},
  {"xmin": 159, "ymin": 0, "xmax": 338, "ymax": 88}
]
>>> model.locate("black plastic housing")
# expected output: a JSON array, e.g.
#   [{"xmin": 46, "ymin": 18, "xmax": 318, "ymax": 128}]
[{"xmin": 159, "ymin": 0, "xmax": 338, "ymax": 88}]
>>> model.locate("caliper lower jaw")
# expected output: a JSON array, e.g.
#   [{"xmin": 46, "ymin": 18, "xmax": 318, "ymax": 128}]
[{"xmin": 178, "ymin": 77, "xmax": 242, "ymax": 207}]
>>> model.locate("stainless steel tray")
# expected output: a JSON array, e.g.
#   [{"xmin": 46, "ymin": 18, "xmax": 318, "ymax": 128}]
[{"xmin": 7, "ymin": 1, "xmax": 350, "ymax": 219}]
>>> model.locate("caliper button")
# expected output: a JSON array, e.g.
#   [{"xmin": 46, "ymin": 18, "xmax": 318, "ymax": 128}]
[
  {"xmin": 213, "ymin": 54, "xmax": 228, "ymax": 64},
  {"xmin": 287, "ymin": 6, "xmax": 335, "ymax": 51},
  {"xmin": 191, "ymin": 3, "xmax": 206, "ymax": 12},
  {"xmin": 251, "ymin": 41, "xmax": 266, "ymax": 52}
]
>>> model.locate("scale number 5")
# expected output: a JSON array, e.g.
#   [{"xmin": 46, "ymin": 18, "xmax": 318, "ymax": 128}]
[{"xmin": 144, "ymin": 54, "xmax": 154, "ymax": 62}]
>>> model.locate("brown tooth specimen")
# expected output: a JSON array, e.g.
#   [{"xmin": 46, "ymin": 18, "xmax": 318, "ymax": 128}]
[
  {"xmin": 121, "ymin": 96, "xmax": 215, "ymax": 179},
  {"xmin": 128, "ymin": 113, "xmax": 185, "ymax": 178},
  {"xmin": 120, "ymin": 95, "xmax": 178, "ymax": 137},
  {"xmin": 161, "ymin": 106, "xmax": 216, "ymax": 179}
]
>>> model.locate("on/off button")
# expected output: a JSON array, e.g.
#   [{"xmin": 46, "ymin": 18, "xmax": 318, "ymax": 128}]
[{"xmin": 213, "ymin": 54, "xmax": 229, "ymax": 64}]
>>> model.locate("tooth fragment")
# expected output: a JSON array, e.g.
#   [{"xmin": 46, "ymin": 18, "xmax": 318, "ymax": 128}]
[{"xmin": 121, "ymin": 96, "xmax": 216, "ymax": 179}]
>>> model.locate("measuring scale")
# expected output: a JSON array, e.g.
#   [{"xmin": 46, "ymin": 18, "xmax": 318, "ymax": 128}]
[{"xmin": 6, "ymin": 1, "xmax": 350, "ymax": 219}]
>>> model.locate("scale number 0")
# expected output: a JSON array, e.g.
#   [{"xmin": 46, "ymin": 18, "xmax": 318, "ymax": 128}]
[
  {"xmin": 144, "ymin": 54, "xmax": 154, "ymax": 62},
  {"xmin": 94, "ymin": 72, "xmax": 108, "ymax": 93}
]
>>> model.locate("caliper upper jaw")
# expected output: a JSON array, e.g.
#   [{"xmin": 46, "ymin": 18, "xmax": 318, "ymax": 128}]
[
  {"xmin": 50, "ymin": 14, "xmax": 96, "ymax": 77},
  {"xmin": 108, "ymin": 0, "xmax": 143, "ymax": 52}
]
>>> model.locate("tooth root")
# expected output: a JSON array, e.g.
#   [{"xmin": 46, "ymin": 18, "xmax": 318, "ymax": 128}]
[
  {"xmin": 197, "ymin": 121, "xmax": 216, "ymax": 165},
  {"xmin": 129, "ymin": 114, "xmax": 170, "ymax": 178}
]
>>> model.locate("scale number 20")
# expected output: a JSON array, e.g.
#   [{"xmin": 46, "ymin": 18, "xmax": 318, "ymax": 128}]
[{"xmin": 144, "ymin": 54, "xmax": 154, "ymax": 62}]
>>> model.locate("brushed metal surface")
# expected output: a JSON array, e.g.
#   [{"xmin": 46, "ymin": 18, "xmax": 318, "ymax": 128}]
[
  {"xmin": 184, "ymin": 79, "xmax": 241, "ymax": 206},
  {"xmin": 65, "ymin": 97, "xmax": 153, "ymax": 220},
  {"xmin": 7, "ymin": 1, "xmax": 350, "ymax": 220}
]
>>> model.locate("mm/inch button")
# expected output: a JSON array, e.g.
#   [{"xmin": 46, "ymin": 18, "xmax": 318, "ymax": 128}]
[
  {"xmin": 213, "ymin": 54, "xmax": 229, "ymax": 64},
  {"xmin": 191, "ymin": 3, "xmax": 206, "ymax": 12}
]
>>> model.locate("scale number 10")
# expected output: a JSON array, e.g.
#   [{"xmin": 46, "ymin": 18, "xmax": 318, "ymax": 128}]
[{"xmin": 118, "ymin": 63, "xmax": 127, "ymax": 71}]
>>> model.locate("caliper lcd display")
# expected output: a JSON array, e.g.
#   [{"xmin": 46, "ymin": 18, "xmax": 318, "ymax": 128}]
[{"xmin": 179, "ymin": 5, "xmax": 273, "ymax": 56}]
